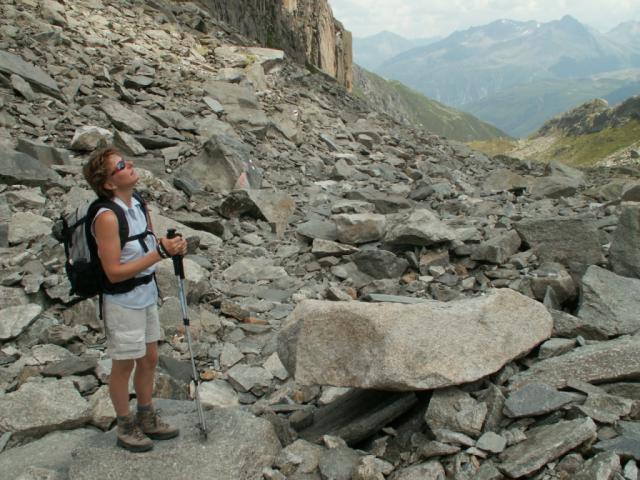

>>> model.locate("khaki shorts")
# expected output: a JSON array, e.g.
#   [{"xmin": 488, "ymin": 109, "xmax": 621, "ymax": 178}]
[{"xmin": 102, "ymin": 300, "xmax": 161, "ymax": 360}]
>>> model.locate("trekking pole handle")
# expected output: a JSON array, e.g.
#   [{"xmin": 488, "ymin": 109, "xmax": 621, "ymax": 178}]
[{"xmin": 166, "ymin": 229, "xmax": 185, "ymax": 279}]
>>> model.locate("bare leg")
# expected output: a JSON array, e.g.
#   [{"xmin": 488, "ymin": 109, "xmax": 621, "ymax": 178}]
[
  {"xmin": 134, "ymin": 342, "xmax": 158, "ymax": 407},
  {"xmin": 110, "ymin": 359, "xmax": 135, "ymax": 417}
]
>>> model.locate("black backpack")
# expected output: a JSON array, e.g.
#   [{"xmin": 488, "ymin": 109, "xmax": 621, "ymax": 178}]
[{"xmin": 54, "ymin": 191, "xmax": 155, "ymax": 299}]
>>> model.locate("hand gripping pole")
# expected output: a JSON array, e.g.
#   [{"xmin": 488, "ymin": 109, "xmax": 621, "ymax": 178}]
[{"xmin": 167, "ymin": 229, "xmax": 208, "ymax": 439}]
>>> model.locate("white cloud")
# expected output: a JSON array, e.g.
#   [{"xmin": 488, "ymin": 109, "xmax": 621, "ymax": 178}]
[{"xmin": 328, "ymin": 0, "xmax": 640, "ymax": 38}]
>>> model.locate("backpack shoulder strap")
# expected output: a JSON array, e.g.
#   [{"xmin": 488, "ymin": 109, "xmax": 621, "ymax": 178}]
[
  {"xmin": 88, "ymin": 199, "xmax": 129, "ymax": 249},
  {"xmin": 133, "ymin": 190, "xmax": 153, "ymax": 233}
]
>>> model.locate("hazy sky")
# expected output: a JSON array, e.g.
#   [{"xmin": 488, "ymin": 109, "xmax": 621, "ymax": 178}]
[{"xmin": 328, "ymin": 0, "xmax": 640, "ymax": 39}]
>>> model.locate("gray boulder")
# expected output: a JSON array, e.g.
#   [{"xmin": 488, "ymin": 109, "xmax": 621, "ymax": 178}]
[
  {"xmin": 0, "ymin": 50, "xmax": 62, "ymax": 99},
  {"xmin": 576, "ymin": 265, "xmax": 640, "ymax": 337},
  {"xmin": 203, "ymin": 80, "xmax": 269, "ymax": 128},
  {"xmin": 529, "ymin": 175, "xmax": 582, "ymax": 199},
  {"xmin": 609, "ymin": 205, "xmax": 640, "ymax": 279},
  {"xmin": 219, "ymin": 189, "xmax": 295, "ymax": 236},
  {"xmin": 70, "ymin": 126, "xmax": 113, "ymax": 152},
  {"xmin": 352, "ymin": 250, "xmax": 409, "ymax": 279},
  {"xmin": 0, "ymin": 304, "xmax": 42, "ymax": 340},
  {"xmin": 0, "ymin": 286, "xmax": 28, "ymax": 309},
  {"xmin": 573, "ymin": 452, "xmax": 620, "ymax": 480},
  {"xmin": 198, "ymin": 380, "xmax": 240, "ymax": 408},
  {"xmin": 312, "ymin": 238, "xmax": 358, "ymax": 257},
  {"xmin": 148, "ymin": 110, "xmax": 197, "ymax": 132},
  {"xmin": 504, "ymin": 383, "xmax": 584, "ymax": 418},
  {"xmin": 278, "ymin": 289, "xmax": 552, "ymax": 390},
  {"xmin": 529, "ymin": 262, "xmax": 577, "ymax": 304},
  {"xmin": 471, "ymin": 229, "xmax": 521, "ymax": 264},
  {"xmin": 515, "ymin": 216, "xmax": 604, "ymax": 271},
  {"xmin": 334, "ymin": 213, "xmax": 387, "ymax": 244},
  {"xmin": 544, "ymin": 161, "xmax": 586, "ymax": 182},
  {"xmin": 344, "ymin": 190, "xmax": 412, "ymax": 214},
  {"xmin": 297, "ymin": 220, "xmax": 338, "ymax": 241},
  {"xmin": 101, "ymin": 100, "xmax": 156, "ymax": 133},
  {"xmin": 481, "ymin": 168, "xmax": 529, "ymax": 193},
  {"xmin": 0, "ymin": 379, "xmax": 91, "ymax": 440},
  {"xmin": 595, "ymin": 422, "xmax": 640, "ymax": 461},
  {"xmin": 16, "ymin": 138, "xmax": 69, "ymax": 166},
  {"xmin": 0, "ymin": 148, "xmax": 62, "ymax": 187},
  {"xmin": 424, "ymin": 388, "xmax": 487, "ymax": 437},
  {"xmin": 389, "ymin": 461, "xmax": 445, "ymax": 480},
  {"xmin": 176, "ymin": 134, "xmax": 261, "ymax": 193},
  {"xmin": 384, "ymin": 209, "xmax": 457, "ymax": 246}
]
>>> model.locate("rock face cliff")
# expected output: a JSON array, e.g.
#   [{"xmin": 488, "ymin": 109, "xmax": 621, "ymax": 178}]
[{"xmin": 200, "ymin": 0, "xmax": 353, "ymax": 90}]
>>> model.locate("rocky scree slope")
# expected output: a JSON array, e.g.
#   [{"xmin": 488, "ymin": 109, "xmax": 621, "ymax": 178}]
[{"xmin": 3, "ymin": 1, "xmax": 640, "ymax": 479}]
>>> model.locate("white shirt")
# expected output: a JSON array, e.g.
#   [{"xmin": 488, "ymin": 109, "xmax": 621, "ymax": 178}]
[{"xmin": 92, "ymin": 195, "xmax": 158, "ymax": 309}]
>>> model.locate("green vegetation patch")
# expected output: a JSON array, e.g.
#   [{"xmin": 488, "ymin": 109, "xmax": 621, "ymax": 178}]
[
  {"xmin": 468, "ymin": 138, "xmax": 519, "ymax": 158},
  {"xmin": 544, "ymin": 120, "xmax": 640, "ymax": 166}
]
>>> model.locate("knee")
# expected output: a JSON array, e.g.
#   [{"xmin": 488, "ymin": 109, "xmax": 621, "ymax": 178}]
[
  {"xmin": 137, "ymin": 349, "xmax": 158, "ymax": 371},
  {"xmin": 111, "ymin": 359, "xmax": 135, "ymax": 378}
]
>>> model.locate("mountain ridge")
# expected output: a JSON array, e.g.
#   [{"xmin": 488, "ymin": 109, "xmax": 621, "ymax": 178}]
[
  {"xmin": 352, "ymin": 65, "xmax": 508, "ymax": 142},
  {"xmin": 352, "ymin": 31, "xmax": 441, "ymax": 71},
  {"xmin": 364, "ymin": 15, "xmax": 640, "ymax": 136}
]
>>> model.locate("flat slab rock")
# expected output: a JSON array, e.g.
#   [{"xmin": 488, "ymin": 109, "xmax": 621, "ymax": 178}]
[
  {"xmin": 0, "ymin": 428, "xmax": 97, "ymax": 479},
  {"xmin": 509, "ymin": 336, "xmax": 640, "ymax": 390},
  {"xmin": 278, "ymin": 289, "xmax": 552, "ymax": 390},
  {"xmin": 498, "ymin": 417, "xmax": 597, "ymax": 478},
  {"xmin": 67, "ymin": 403, "xmax": 281, "ymax": 480}
]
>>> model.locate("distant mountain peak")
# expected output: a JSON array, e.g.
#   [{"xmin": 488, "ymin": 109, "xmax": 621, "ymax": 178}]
[{"xmin": 559, "ymin": 14, "xmax": 580, "ymax": 23}]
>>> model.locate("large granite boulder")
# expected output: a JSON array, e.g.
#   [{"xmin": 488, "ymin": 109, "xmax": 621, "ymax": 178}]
[{"xmin": 278, "ymin": 289, "xmax": 552, "ymax": 390}]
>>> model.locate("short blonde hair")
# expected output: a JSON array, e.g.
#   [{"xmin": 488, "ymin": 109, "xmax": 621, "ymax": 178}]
[{"xmin": 83, "ymin": 146, "xmax": 121, "ymax": 199}]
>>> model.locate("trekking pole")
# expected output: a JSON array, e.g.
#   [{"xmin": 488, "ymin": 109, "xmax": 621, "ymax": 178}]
[{"xmin": 167, "ymin": 229, "xmax": 208, "ymax": 440}]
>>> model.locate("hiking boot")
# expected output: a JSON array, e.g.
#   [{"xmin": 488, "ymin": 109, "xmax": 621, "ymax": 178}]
[
  {"xmin": 137, "ymin": 406, "xmax": 180, "ymax": 440},
  {"xmin": 116, "ymin": 413, "xmax": 153, "ymax": 452}
]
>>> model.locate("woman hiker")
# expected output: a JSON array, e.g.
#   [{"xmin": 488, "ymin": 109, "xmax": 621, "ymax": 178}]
[{"xmin": 83, "ymin": 146, "xmax": 186, "ymax": 452}]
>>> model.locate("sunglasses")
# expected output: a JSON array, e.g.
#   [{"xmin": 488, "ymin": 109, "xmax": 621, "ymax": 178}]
[{"xmin": 110, "ymin": 159, "xmax": 127, "ymax": 176}]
